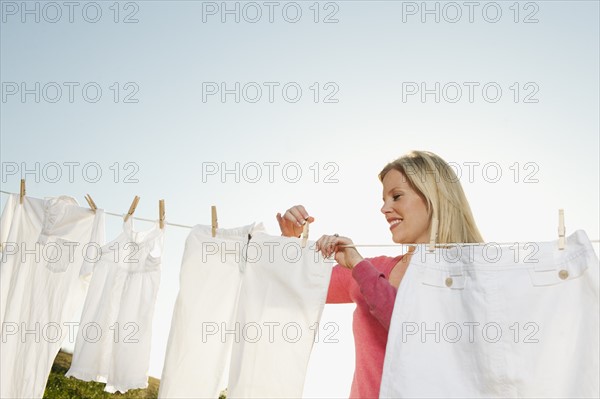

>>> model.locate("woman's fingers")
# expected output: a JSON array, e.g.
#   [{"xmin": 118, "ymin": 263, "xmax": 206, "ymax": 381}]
[
  {"xmin": 316, "ymin": 234, "xmax": 348, "ymax": 258},
  {"xmin": 276, "ymin": 212, "xmax": 286, "ymax": 232},
  {"xmin": 315, "ymin": 235, "xmax": 328, "ymax": 254},
  {"xmin": 278, "ymin": 205, "xmax": 315, "ymax": 237},
  {"xmin": 316, "ymin": 235, "xmax": 334, "ymax": 253},
  {"xmin": 277, "ymin": 212, "xmax": 298, "ymax": 236},
  {"xmin": 293, "ymin": 205, "xmax": 310, "ymax": 222},
  {"xmin": 284, "ymin": 208, "xmax": 305, "ymax": 227},
  {"xmin": 285, "ymin": 205, "xmax": 315, "ymax": 226}
]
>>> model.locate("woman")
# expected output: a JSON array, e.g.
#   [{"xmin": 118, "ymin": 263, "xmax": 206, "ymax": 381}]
[{"xmin": 276, "ymin": 150, "xmax": 484, "ymax": 399}]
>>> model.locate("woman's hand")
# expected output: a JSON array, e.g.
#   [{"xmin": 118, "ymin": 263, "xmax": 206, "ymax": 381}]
[
  {"xmin": 316, "ymin": 234, "xmax": 363, "ymax": 269},
  {"xmin": 277, "ymin": 205, "xmax": 315, "ymax": 237}
]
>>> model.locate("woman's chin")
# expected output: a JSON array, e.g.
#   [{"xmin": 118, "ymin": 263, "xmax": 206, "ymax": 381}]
[
  {"xmin": 391, "ymin": 233, "xmax": 406, "ymax": 244},
  {"xmin": 392, "ymin": 232, "xmax": 418, "ymax": 245}
]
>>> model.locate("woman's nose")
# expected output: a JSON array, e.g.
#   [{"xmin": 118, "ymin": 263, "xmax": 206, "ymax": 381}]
[{"xmin": 381, "ymin": 201, "xmax": 391, "ymax": 214}]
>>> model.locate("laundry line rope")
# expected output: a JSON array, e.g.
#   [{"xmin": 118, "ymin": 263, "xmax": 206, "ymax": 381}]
[
  {"xmin": 103, "ymin": 211, "xmax": 194, "ymax": 229},
  {"xmin": 0, "ymin": 190, "xmax": 195, "ymax": 229},
  {"xmin": 1, "ymin": 190, "xmax": 598, "ymax": 247}
]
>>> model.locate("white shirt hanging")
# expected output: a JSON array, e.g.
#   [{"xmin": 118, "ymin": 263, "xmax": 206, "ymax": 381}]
[{"xmin": 66, "ymin": 217, "xmax": 164, "ymax": 394}]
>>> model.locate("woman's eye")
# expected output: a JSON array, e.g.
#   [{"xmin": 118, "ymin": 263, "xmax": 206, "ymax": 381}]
[{"xmin": 393, "ymin": 194, "xmax": 402, "ymax": 201}]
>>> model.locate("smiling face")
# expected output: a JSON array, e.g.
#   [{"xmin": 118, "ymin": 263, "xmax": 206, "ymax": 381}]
[{"xmin": 381, "ymin": 169, "xmax": 431, "ymax": 244}]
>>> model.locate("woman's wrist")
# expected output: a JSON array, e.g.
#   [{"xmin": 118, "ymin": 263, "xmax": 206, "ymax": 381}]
[{"xmin": 347, "ymin": 250, "xmax": 364, "ymax": 269}]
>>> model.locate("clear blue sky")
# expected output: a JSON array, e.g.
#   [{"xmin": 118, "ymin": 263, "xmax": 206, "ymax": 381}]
[{"xmin": 1, "ymin": 1, "xmax": 599, "ymax": 397}]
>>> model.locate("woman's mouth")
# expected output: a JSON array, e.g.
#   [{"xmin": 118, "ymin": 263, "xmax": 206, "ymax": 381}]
[{"xmin": 388, "ymin": 218, "xmax": 402, "ymax": 231}]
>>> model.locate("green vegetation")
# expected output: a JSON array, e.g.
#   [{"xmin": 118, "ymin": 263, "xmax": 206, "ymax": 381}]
[
  {"xmin": 43, "ymin": 351, "xmax": 160, "ymax": 399},
  {"xmin": 43, "ymin": 351, "xmax": 227, "ymax": 398}
]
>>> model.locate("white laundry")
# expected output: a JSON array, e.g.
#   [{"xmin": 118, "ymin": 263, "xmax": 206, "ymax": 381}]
[
  {"xmin": 380, "ymin": 230, "xmax": 600, "ymax": 399},
  {"xmin": 0, "ymin": 193, "xmax": 41, "ymax": 325},
  {"xmin": 66, "ymin": 217, "xmax": 163, "ymax": 394},
  {"xmin": 0, "ymin": 193, "xmax": 18, "ymax": 253},
  {"xmin": 159, "ymin": 224, "xmax": 332, "ymax": 399},
  {"xmin": 0, "ymin": 194, "xmax": 105, "ymax": 399},
  {"xmin": 159, "ymin": 223, "xmax": 264, "ymax": 399},
  {"xmin": 227, "ymin": 231, "xmax": 332, "ymax": 399}
]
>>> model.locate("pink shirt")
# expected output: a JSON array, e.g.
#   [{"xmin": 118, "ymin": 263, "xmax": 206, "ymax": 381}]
[{"xmin": 326, "ymin": 255, "xmax": 403, "ymax": 399}]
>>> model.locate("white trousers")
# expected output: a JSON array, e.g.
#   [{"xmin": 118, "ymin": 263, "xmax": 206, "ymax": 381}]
[
  {"xmin": 380, "ymin": 230, "xmax": 600, "ymax": 398},
  {"xmin": 159, "ymin": 224, "xmax": 331, "ymax": 399}
]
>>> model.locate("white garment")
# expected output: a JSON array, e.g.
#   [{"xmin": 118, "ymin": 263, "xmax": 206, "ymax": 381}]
[
  {"xmin": 66, "ymin": 218, "xmax": 163, "ymax": 394},
  {"xmin": 227, "ymin": 231, "xmax": 331, "ymax": 398},
  {"xmin": 0, "ymin": 193, "xmax": 36, "ymax": 324},
  {"xmin": 380, "ymin": 230, "xmax": 600, "ymax": 398},
  {"xmin": 0, "ymin": 194, "xmax": 105, "ymax": 399},
  {"xmin": 159, "ymin": 224, "xmax": 331, "ymax": 399},
  {"xmin": 159, "ymin": 223, "xmax": 261, "ymax": 399},
  {"xmin": 0, "ymin": 193, "xmax": 18, "ymax": 253}
]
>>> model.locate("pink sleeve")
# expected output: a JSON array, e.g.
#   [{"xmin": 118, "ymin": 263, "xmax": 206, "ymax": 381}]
[
  {"xmin": 326, "ymin": 264, "xmax": 353, "ymax": 304},
  {"xmin": 351, "ymin": 259, "xmax": 397, "ymax": 331}
]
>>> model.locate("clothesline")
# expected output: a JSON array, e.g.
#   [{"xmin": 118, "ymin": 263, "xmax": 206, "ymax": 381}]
[
  {"xmin": 1, "ymin": 190, "xmax": 598, "ymax": 247},
  {"xmin": 104, "ymin": 211, "xmax": 194, "ymax": 229},
  {"xmin": 0, "ymin": 190, "xmax": 195, "ymax": 229}
]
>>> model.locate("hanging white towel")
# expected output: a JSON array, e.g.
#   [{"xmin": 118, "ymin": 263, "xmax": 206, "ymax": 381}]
[
  {"xmin": 380, "ymin": 230, "xmax": 600, "ymax": 398},
  {"xmin": 66, "ymin": 217, "xmax": 163, "ymax": 393},
  {"xmin": 0, "ymin": 194, "xmax": 105, "ymax": 399}
]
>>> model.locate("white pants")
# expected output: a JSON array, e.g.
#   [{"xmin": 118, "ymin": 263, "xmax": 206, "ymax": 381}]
[
  {"xmin": 380, "ymin": 230, "xmax": 600, "ymax": 398},
  {"xmin": 159, "ymin": 224, "xmax": 331, "ymax": 399}
]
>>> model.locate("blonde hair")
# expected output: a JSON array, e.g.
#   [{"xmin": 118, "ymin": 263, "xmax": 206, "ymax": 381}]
[{"xmin": 379, "ymin": 150, "xmax": 484, "ymax": 244}]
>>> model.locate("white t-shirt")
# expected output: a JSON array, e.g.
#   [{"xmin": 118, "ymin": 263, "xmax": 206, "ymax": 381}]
[{"xmin": 1, "ymin": 194, "xmax": 105, "ymax": 399}]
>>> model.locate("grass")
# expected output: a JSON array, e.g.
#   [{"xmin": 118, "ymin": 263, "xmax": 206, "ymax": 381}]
[
  {"xmin": 43, "ymin": 351, "xmax": 228, "ymax": 399},
  {"xmin": 43, "ymin": 351, "xmax": 160, "ymax": 399}
]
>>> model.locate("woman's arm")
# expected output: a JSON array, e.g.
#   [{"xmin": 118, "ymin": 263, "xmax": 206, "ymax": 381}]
[
  {"xmin": 351, "ymin": 258, "xmax": 398, "ymax": 331},
  {"xmin": 326, "ymin": 264, "xmax": 353, "ymax": 304}
]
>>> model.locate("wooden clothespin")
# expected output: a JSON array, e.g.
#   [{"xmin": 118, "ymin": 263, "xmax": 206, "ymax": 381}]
[
  {"xmin": 558, "ymin": 209, "xmax": 566, "ymax": 250},
  {"xmin": 19, "ymin": 179, "xmax": 26, "ymax": 204},
  {"xmin": 211, "ymin": 205, "xmax": 218, "ymax": 237},
  {"xmin": 159, "ymin": 199, "xmax": 165, "ymax": 229},
  {"xmin": 301, "ymin": 219, "xmax": 310, "ymax": 248},
  {"xmin": 124, "ymin": 196, "xmax": 140, "ymax": 222},
  {"xmin": 428, "ymin": 217, "xmax": 438, "ymax": 252},
  {"xmin": 84, "ymin": 194, "xmax": 97, "ymax": 212}
]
